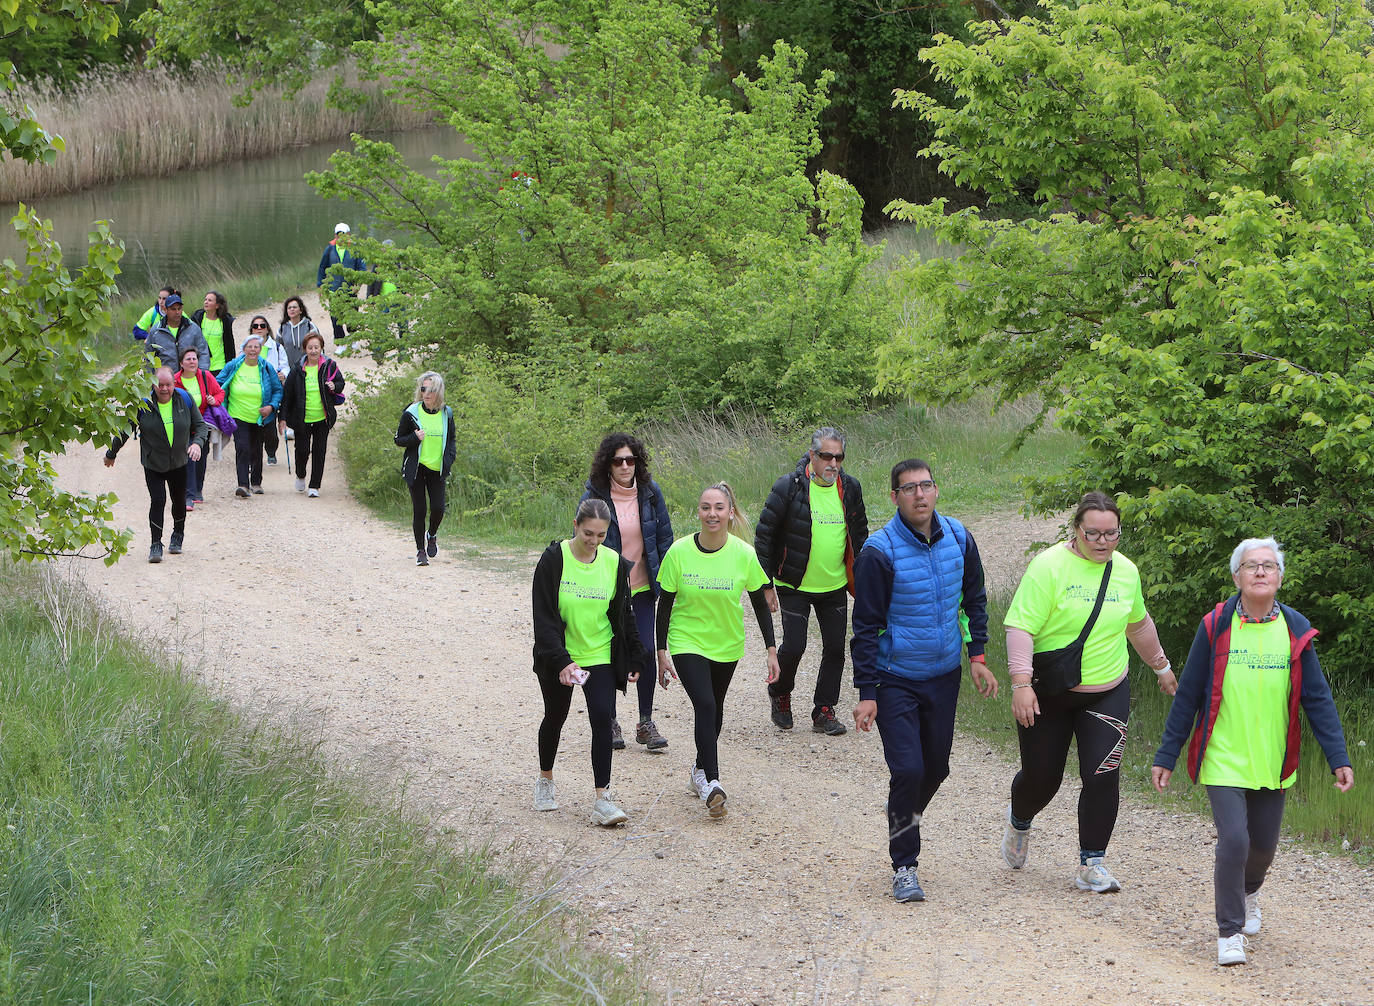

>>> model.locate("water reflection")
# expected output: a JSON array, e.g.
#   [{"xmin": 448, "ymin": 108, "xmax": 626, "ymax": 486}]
[{"xmin": 0, "ymin": 129, "xmax": 472, "ymax": 292}]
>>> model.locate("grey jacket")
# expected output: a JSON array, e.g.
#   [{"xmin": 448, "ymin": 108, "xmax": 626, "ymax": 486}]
[
  {"xmin": 145, "ymin": 318, "xmax": 209, "ymax": 372},
  {"xmin": 107, "ymin": 388, "xmax": 210, "ymax": 472},
  {"xmin": 277, "ymin": 318, "xmax": 320, "ymax": 372}
]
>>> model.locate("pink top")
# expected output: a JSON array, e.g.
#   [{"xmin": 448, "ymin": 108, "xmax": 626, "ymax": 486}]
[{"xmin": 610, "ymin": 478, "xmax": 647, "ymax": 590}]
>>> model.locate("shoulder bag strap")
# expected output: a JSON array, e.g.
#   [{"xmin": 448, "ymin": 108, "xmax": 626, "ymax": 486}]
[{"xmin": 1070, "ymin": 560, "xmax": 1113, "ymax": 648}]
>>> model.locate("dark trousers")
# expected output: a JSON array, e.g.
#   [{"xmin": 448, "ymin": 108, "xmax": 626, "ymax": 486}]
[
  {"xmin": 409, "ymin": 464, "xmax": 445, "ymax": 549},
  {"xmin": 1207, "ymin": 785, "xmax": 1285, "ymax": 937},
  {"xmin": 1010, "ymin": 677, "xmax": 1130, "ymax": 854},
  {"xmin": 674, "ymin": 652, "xmax": 738, "ymax": 781},
  {"xmin": 328, "ymin": 315, "xmax": 348, "ymax": 344},
  {"xmin": 294, "ymin": 420, "xmax": 330, "ymax": 489},
  {"xmin": 537, "ymin": 665, "xmax": 617, "ymax": 789},
  {"xmin": 263, "ymin": 421, "xmax": 280, "ymax": 460},
  {"xmin": 767, "ymin": 585, "xmax": 849, "ymax": 718},
  {"xmin": 184, "ymin": 449, "xmax": 205, "ymax": 503},
  {"xmin": 876, "ymin": 667, "xmax": 961, "ymax": 869},
  {"xmin": 232, "ymin": 422, "xmax": 265, "ymax": 488},
  {"xmin": 144, "ymin": 465, "xmax": 187, "ymax": 544},
  {"xmin": 620, "ymin": 590, "xmax": 657, "ymax": 719}
]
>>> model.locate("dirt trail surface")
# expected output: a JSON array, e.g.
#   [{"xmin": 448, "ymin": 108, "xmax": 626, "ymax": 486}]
[{"xmin": 51, "ymin": 300, "xmax": 1373, "ymax": 1004}]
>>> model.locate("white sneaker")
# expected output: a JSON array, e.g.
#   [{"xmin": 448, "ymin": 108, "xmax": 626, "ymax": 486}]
[
  {"xmin": 533, "ymin": 776, "xmax": 557, "ymax": 812},
  {"xmin": 1074, "ymin": 857, "xmax": 1122, "ymax": 893},
  {"xmin": 589, "ymin": 793, "xmax": 628, "ymax": 827},
  {"xmin": 688, "ymin": 764, "xmax": 708, "ymax": 798},
  {"xmin": 308, "ymin": 488, "xmax": 319, "ymax": 498},
  {"xmin": 1217, "ymin": 933, "xmax": 1248, "ymax": 966},
  {"xmin": 1001, "ymin": 804, "xmax": 1030, "ymax": 869},
  {"xmin": 704, "ymin": 780, "xmax": 727, "ymax": 818},
  {"xmin": 1243, "ymin": 893, "xmax": 1262, "ymax": 935},
  {"xmin": 295, "ymin": 478, "xmax": 307, "ymax": 492}
]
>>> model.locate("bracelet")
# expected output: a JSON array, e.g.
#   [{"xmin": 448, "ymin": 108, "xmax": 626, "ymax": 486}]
[
  {"xmin": 1011, "ymin": 682, "xmax": 1033, "ymax": 691},
  {"xmin": 1153, "ymin": 661, "xmax": 1172, "ymax": 677}
]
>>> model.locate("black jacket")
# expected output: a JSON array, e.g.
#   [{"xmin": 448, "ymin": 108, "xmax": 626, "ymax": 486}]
[
  {"xmin": 754, "ymin": 455, "xmax": 868, "ymax": 593},
  {"xmin": 279, "ymin": 357, "xmax": 345, "ymax": 430},
  {"xmin": 531, "ymin": 540, "xmax": 641, "ymax": 690},
  {"xmin": 107, "ymin": 389, "xmax": 209, "ymax": 472},
  {"xmin": 190, "ymin": 308, "xmax": 236, "ymax": 365},
  {"xmin": 394, "ymin": 403, "xmax": 456, "ymax": 485}
]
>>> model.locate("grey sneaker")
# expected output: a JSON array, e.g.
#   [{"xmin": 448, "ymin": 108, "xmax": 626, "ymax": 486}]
[
  {"xmin": 295, "ymin": 477, "xmax": 307, "ymax": 492},
  {"xmin": 416, "ymin": 549, "xmax": 429, "ymax": 567},
  {"xmin": 1001, "ymin": 805, "xmax": 1030, "ymax": 869},
  {"xmin": 1075, "ymin": 857, "xmax": 1122, "ymax": 893},
  {"xmin": 426, "ymin": 532, "xmax": 438, "ymax": 557},
  {"xmin": 533, "ymin": 777, "xmax": 557, "ymax": 812},
  {"xmin": 1243, "ymin": 893, "xmax": 1262, "ymax": 936},
  {"xmin": 892, "ymin": 866, "xmax": 925, "ymax": 902},
  {"xmin": 148, "ymin": 541, "xmax": 163, "ymax": 563},
  {"xmin": 589, "ymin": 793, "xmax": 628, "ymax": 827},
  {"xmin": 1217, "ymin": 933, "xmax": 1248, "ymax": 966},
  {"xmin": 704, "ymin": 780, "xmax": 727, "ymax": 819},
  {"xmin": 688, "ymin": 764, "xmax": 708, "ymax": 799},
  {"xmin": 235, "ymin": 485, "xmax": 250, "ymax": 498},
  {"xmin": 610, "ymin": 718, "xmax": 626, "ymax": 750},
  {"xmin": 251, "ymin": 485, "xmax": 264, "ymax": 494},
  {"xmin": 635, "ymin": 717, "xmax": 668, "ymax": 750},
  {"xmin": 167, "ymin": 533, "xmax": 183, "ymax": 555}
]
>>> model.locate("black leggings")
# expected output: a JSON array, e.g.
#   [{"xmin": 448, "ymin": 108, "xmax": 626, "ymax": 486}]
[
  {"xmin": 409, "ymin": 464, "xmax": 445, "ymax": 549},
  {"xmin": 232, "ymin": 422, "xmax": 265, "ymax": 488},
  {"xmin": 1010, "ymin": 677, "xmax": 1130, "ymax": 854},
  {"xmin": 537, "ymin": 665, "xmax": 617, "ymax": 789},
  {"xmin": 294, "ymin": 420, "xmax": 330, "ymax": 489},
  {"xmin": 144, "ymin": 465, "xmax": 187, "ymax": 543},
  {"xmin": 674, "ymin": 652, "xmax": 738, "ymax": 782}
]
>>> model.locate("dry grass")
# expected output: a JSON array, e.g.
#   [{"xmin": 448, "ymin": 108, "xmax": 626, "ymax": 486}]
[{"xmin": 1, "ymin": 62, "xmax": 433, "ymax": 201}]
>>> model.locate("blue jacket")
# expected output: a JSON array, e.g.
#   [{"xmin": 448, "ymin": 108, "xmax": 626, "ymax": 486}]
[
  {"xmin": 1153, "ymin": 594, "xmax": 1350, "ymax": 783},
  {"xmin": 580, "ymin": 477, "xmax": 674, "ymax": 596},
  {"xmin": 851, "ymin": 510, "xmax": 987, "ymax": 699},
  {"xmin": 215, "ymin": 356, "xmax": 284, "ymax": 425},
  {"xmin": 317, "ymin": 241, "xmax": 366, "ymax": 291}
]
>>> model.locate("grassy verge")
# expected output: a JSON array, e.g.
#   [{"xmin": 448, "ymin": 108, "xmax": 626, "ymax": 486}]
[
  {"xmin": 0, "ymin": 564, "xmax": 641, "ymax": 1004},
  {"xmin": 959, "ymin": 590, "xmax": 1373, "ymax": 859},
  {"xmin": 2, "ymin": 63, "xmax": 432, "ymax": 202}
]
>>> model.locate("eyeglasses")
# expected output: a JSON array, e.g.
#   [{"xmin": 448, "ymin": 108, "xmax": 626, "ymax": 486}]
[
  {"xmin": 1240, "ymin": 561, "xmax": 1280, "ymax": 574},
  {"xmin": 1080, "ymin": 528, "xmax": 1122, "ymax": 542},
  {"xmin": 250, "ymin": 322, "xmax": 268, "ymax": 330},
  {"xmin": 610, "ymin": 457, "xmax": 636, "ymax": 467},
  {"xmin": 895, "ymin": 480, "xmax": 936, "ymax": 496},
  {"xmin": 814, "ymin": 450, "xmax": 845, "ymax": 463},
  {"xmin": 419, "ymin": 386, "xmax": 434, "ymax": 394}
]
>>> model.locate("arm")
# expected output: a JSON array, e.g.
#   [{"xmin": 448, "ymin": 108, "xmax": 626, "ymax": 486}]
[
  {"xmin": 747, "ymin": 587, "xmax": 781, "ymax": 684},
  {"xmin": 612, "ymin": 558, "xmax": 641, "ymax": 681},
  {"xmin": 652, "ymin": 483, "xmax": 674, "ymax": 558},
  {"xmin": 1297, "ymin": 642, "xmax": 1352, "ymax": 776},
  {"xmin": 327, "ymin": 359, "xmax": 345, "ymax": 395},
  {"xmin": 752, "ymin": 474, "xmax": 791, "ymax": 576},
  {"xmin": 959, "ymin": 531, "xmax": 989, "ymax": 659},
  {"xmin": 204, "ymin": 371, "xmax": 225, "ymax": 406},
  {"xmin": 845, "ymin": 475, "xmax": 869, "ymax": 549},
  {"xmin": 441, "ymin": 410, "xmax": 458, "ymax": 478},
  {"xmin": 317, "ymin": 248, "xmax": 330, "ymax": 287},
  {"xmin": 531, "ymin": 547, "xmax": 573, "ymax": 675},
  {"xmin": 1126, "ymin": 613, "xmax": 1176, "ymax": 694},
  {"xmin": 394, "ymin": 410, "xmax": 420, "ymax": 447},
  {"xmin": 188, "ymin": 397, "xmax": 209, "ymax": 451},
  {"xmin": 223, "ymin": 316, "xmax": 235, "ymax": 360},
  {"xmin": 280, "ymin": 371, "xmax": 298, "ymax": 422},
  {"xmin": 849, "ymin": 545, "xmax": 893, "ymax": 702},
  {"xmin": 655, "ymin": 590, "xmax": 677, "ymax": 686},
  {"xmin": 265, "ymin": 365, "xmax": 284, "ymax": 410},
  {"xmin": 1153, "ymin": 618, "xmax": 1215, "ymax": 774}
]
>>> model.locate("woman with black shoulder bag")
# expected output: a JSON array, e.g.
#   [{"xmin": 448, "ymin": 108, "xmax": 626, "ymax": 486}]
[{"xmin": 998, "ymin": 491, "xmax": 1177, "ymax": 893}]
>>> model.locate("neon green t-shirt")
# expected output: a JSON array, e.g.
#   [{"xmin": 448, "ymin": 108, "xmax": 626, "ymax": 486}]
[
  {"xmin": 227, "ymin": 363, "xmax": 263, "ymax": 424},
  {"xmin": 181, "ymin": 375, "xmax": 202, "ymax": 411},
  {"xmin": 657, "ymin": 533, "xmax": 769, "ymax": 662},
  {"xmin": 304, "ymin": 364, "xmax": 325, "ymax": 423},
  {"xmin": 1004, "ymin": 543, "xmax": 1146, "ymax": 687},
  {"xmin": 137, "ymin": 306, "xmax": 160, "ymax": 333},
  {"xmin": 791, "ymin": 478, "xmax": 847, "ymax": 592},
  {"xmin": 557, "ymin": 540, "xmax": 618, "ymax": 667},
  {"xmin": 202, "ymin": 317, "xmax": 226, "ymax": 371},
  {"xmin": 417, "ymin": 405, "xmax": 445, "ymax": 471},
  {"xmin": 1198, "ymin": 615, "xmax": 1295, "ymax": 789},
  {"xmin": 157, "ymin": 399, "xmax": 175, "ymax": 446}
]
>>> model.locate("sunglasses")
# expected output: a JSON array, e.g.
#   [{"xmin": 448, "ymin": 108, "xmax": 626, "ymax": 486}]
[
  {"xmin": 610, "ymin": 457, "xmax": 636, "ymax": 467},
  {"xmin": 250, "ymin": 322, "xmax": 268, "ymax": 330},
  {"xmin": 420, "ymin": 386, "xmax": 434, "ymax": 394},
  {"xmin": 814, "ymin": 450, "xmax": 844, "ymax": 462}
]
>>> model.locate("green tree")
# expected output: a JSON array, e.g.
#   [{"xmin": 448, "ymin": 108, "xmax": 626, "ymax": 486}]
[
  {"xmin": 313, "ymin": 0, "xmax": 888, "ymax": 420},
  {"xmin": 882, "ymin": 0, "xmax": 1374, "ymax": 684},
  {"xmin": 1, "ymin": 0, "xmax": 146, "ymax": 562},
  {"xmin": 6, "ymin": 0, "xmax": 155, "ymax": 86}
]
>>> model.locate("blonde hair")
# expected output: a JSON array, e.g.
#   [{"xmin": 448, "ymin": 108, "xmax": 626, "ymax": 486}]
[
  {"xmin": 704, "ymin": 481, "xmax": 751, "ymax": 539},
  {"xmin": 414, "ymin": 371, "xmax": 445, "ymax": 410}
]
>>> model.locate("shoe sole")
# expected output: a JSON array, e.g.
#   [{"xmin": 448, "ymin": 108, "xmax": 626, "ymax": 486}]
[
  {"xmin": 706, "ymin": 790, "xmax": 727, "ymax": 818},
  {"xmin": 771, "ymin": 718, "xmax": 794, "ymax": 730},
  {"xmin": 611, "ymin": 739, "xmax": 626, "ymax": 750},
  {"xmin": 168, "ymin": 547, "xmax": 182, "ymax": 555},
  {"xmin": 639, "ymin": 738, "xmax": 668, "ymax": 751},
  {"xmin": 812, "ymin": 722, "xmax": 847, "ymax": 735},
  {"xmin": 893, "ymin": 888, "xmax": 926, "ymax": 903},
  {"xmin": 148, "ymin": 555, "xmax": 162, "ymax": 564},
  {"xmin": 590, "ymin": 810, "xmax": 628, "ymax": 827},
  {"xmin": 1218, "ymin": 955, "xmax": 1246, "ymax": 966},
  {"xmin": 534, "ymin": 802, "xmax": 558, "ymax": 812},
  {"xmin": 1074, "ymin": 879, "xmax": 1121, "ymax": 893}
]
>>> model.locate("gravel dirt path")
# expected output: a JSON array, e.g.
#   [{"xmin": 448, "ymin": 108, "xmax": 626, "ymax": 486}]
[{"xmin": 50, "ymin": 295, "xmax": 1374, "ymax": 1005}]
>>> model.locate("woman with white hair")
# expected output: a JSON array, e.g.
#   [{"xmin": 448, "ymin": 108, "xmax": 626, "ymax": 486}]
[
  {"xmin": 394, "ymin": 371, "xmax": 455, "ymax": 567},
  {"xmin": 1153, "ymin": 537, "xmax": 1354, "ymax": 967}
]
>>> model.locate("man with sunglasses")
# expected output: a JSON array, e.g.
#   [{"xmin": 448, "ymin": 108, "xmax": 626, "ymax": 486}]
[
  {"xmin": 755, "ymin": 427, "xmax": 869, "ymax": 736},
  {"xmin": 850, "ymin": 458, "xmax": 999, "ymax": 903},
  {"xmin": 145, "ymin": 294, "xmax": 209, "ymax": 372}
]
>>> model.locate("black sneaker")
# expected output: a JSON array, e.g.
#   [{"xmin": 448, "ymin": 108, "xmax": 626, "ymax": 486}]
[
  {"xmin": 251, "ymin": 485, "xmax": 264, "ymax": 495},
  {"xmin": 426, "ymin": 532, "xmax": 438, "ymax": 558},
  {"xmin": 770, "ymin": 694, "xmax": 793, "ymax": 730},
  {"xmin": 610, "ymin": 718, "xmax": 626, "ymax": 750},
  {"xmin": 235, "ymin": 485, "xmax": 250, "ymax": 498},
  {"xmin": 266, "ymin": 456, "xmax": 278, "ymax": 466},
  {"xmin": 416, "ymin": 549, "xmax": 429, "ymax": 567},
  {"xmin": 812, "ymin": 706, "xmax": 847, "ymax": 735},
  {"xmin": 148, "ymin": 541, "xmax": 163, "ymax": 563},
  {"xmin": 168, "ymin": 533, "xmax": 183, "ymax": 555}
]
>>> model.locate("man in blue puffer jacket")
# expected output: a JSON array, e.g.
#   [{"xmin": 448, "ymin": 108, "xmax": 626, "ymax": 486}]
[{"xmin": 850, "ymin": 458, "xmax": 1000, "ymax": 904}]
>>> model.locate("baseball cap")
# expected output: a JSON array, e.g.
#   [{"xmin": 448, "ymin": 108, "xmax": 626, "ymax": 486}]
[
  {"xmin": 335, "ymin": 222, "xmax": 351, "ymax": 234},
  {"xmin": 164, "ymin": 294, "xmax": 183, "ymax": 306}
]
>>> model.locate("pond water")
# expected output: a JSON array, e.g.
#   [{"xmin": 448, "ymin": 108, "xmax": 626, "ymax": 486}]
[{"xmin": 0, "ymin": 129, "xmax": 472, "ymax": 292}]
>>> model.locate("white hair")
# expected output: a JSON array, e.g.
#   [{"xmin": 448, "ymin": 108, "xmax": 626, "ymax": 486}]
[{"xmin": 1230, "ymin": 537, "xmax": 1285, "ymax": 575}]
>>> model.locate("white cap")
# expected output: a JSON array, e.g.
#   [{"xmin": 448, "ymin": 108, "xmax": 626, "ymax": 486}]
[{"xmin": 335, "ymin": 222, "xmax": 351, "ymax": 234}]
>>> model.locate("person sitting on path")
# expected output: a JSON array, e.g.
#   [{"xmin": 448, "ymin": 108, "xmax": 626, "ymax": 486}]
[
  {"xmin": 216, "ymin": 322, "xmax": 283, "ymax": 498},
  {"xmin": 850, "ymin": 458, "xmax": 999, "ymax": 903},
  {"xmin": 531, "ymin": 498, "xmax": 642, "ymax": 827},
  {"xmin": 755, "ymin": 426, "xmax": 869, "ymax": 736},
  {"xmin": 278, "ymin": 331, "xmax": 345, "ymax": 498},
  {"xmin": 579, "ymin": 433, "xmax": 675, "ymax": 752},
  {"xmin": 104, "ymin": 367, "xmax": 208, "ymax": 563},
  {"xmin": 394, "ymin": 371, "xmax": 456, "ymax": 567},
  {"xmin": 1152, "ymin": 537, "xmax": 1353, "ymax": 968},
  {"xmin": 145, "ymin": 294, "xmax": 209, "ymax": 372}
]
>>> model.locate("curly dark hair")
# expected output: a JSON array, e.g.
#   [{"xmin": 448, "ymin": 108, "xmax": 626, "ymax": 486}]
[{"xmin": 589, "ymin": 432, "xmax": 651, "ymax": 491}]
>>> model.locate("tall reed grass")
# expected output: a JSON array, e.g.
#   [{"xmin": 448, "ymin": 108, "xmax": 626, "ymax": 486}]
[
  {"xmin": 0, "ymin": 63, "xmax": 433, "ymax": 202},
  {"xmin": 0, "ymin": 563, "xmax": 642, "ymax": 1003}
]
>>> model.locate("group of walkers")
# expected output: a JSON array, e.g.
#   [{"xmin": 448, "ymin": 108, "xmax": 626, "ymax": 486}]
[
  {"xmin": 114, "ymin": 288, "xmax": 346, "ymax": 561},
  {"xmin": 531, "ymin": 426, "xmax": 1356, "ymax": 968}
]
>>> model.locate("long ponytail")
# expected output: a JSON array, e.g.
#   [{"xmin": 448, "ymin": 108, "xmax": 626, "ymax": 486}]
[{"xmin": 708, "ymin": 481, "xmax": 751, "ymax": 540}]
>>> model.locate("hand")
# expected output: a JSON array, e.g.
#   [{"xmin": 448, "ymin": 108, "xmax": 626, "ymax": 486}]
[
  {"xmin": 1157, "ymin": 669, "xmax": 1178, "ymax": 696},
  {"xmin": 765, "ymin": 648, "xmax": 781, "ymax": 684},
  {"xmin": 103, "ymin": 455, "xmax": 115, "ymax": 468},
  {"xmin": 187, "ymin": 444, "xmax": 202, "ymax": 462},
  {"xmin": 969, "ymin": 658, "xmax": 999, "ymax": 698},
  {"xmin": 1011, "ymin": 684, "xmax": 1040, "ymax": 727},
  {"xmin": 657, "ymin": 650, "xmax": 677, "ymax": 688},
  {"xmin": 853, "ymin": 699, "xmax": 877, "ymax": 732},
  {"xmin": 558, "ymin": 663, "xmax": 581, "ymax": 686},
  {"xmin": 413, "ymin": 426, "xmax": 426, "ymax": 440},
  {"xmin": 278, "ymin": 420, "xmax": 286, "ymax": 435},
  {"xmin": 764, "ymin": 586, "xmax": 779, "ymax": 613},
  {"xmin": 1151, "ymin": 766, "xmax": 1171, "ymax": 792},
  {"xmin": 258, "ymin": 405, "xmax": 273, "ymax": 418},
  {"xmin": 1335, "ymin": 766, "xmax": 1355, "ymax": 792}
]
